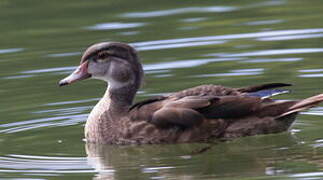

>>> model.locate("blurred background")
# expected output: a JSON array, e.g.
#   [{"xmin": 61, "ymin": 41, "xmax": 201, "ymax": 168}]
[{"xmin": 1, "ymin": 0, "xmax": 323, "ymax": 179}]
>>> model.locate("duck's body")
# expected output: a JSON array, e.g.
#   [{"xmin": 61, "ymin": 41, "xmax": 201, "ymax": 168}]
[{"xmin": 59, "ymin": 42, "xmax": 323, "ymax": 144}]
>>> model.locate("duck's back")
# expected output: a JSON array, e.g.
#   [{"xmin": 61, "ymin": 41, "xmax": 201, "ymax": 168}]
[{"xmin": 170, "ymin": 84, "xmax": 241, "ymax": 98}]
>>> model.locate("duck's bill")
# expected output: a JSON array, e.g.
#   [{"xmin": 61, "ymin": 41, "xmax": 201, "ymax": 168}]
[{"xmin": 58, "ymin": 61, "xmax": 91, "ymax": 86}]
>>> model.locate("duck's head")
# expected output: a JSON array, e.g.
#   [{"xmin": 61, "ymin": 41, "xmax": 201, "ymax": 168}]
[{"xmin": 59, "ymin": 42, "xmax": 143, "ymax": 89}]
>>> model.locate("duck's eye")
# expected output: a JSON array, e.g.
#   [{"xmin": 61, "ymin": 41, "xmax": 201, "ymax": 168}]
[
  {"xmin": 91, "ymin": 56, "xmax": 106, "ymax": 63},
  {"xmin": 97, "ymin": 58, "xmax": 107, "ymax": 63}
]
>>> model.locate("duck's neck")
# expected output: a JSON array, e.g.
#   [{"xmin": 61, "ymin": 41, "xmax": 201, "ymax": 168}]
[
  {"xmin": 105, "ymin": 83, "xmax": 137, "ymax": 113},
  {"xmin": 85, "ymin": 83, "xmax": 138, "ymax": 141},
  {"xmin": 87, "ymin": 83, "xmax": 137, "ymax": 123}
]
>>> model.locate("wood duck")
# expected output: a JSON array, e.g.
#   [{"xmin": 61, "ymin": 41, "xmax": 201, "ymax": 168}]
[{"xmin": 59, "ymin": 42, "xmax": 323, "ymax": 144}]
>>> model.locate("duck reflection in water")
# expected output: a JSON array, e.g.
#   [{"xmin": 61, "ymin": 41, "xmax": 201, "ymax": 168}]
[{"xmin": 85, "ymin": 134, "xmax": 320, "ymax": 179}]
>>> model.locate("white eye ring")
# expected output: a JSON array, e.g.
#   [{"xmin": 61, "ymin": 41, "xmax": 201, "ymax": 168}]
[{"xmin": 97, "ymin": 58, "xmax": 106, "ymax": 63}]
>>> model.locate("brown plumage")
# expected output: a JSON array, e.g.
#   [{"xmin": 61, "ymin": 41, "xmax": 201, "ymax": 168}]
[{"xmin": 58, "ymin": 42, "xmax": 323, "ymax": 144}]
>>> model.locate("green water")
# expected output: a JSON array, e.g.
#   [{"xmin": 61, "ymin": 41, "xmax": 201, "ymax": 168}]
[{"xmin": 1, "ymin": 0, "xmax": 323, "ymax": 179}]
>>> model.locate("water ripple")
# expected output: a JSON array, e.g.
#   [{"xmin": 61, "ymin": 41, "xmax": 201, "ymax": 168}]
[
  {"xmin": 301, "ymin": 107, "xmax": 323, "ymax": 116},
  {"xmin": 299, "ymin": 74, "xmax": 323, "ymax": 78},
  {"xmin": 195, "ymin": 68, "xmax": 264, "ymax": 77},
  {"xmin": 121, "ymin": 6, "xmax": 237, "ymax": 18},
  {"xmin": 0, "ymin": 114, "xmax": 87, "ymax": 134},
  {"xmin": 2, "ymin": 75, "xmax": 35, "ymax": 79},
  {"xmin": 144, "ymin": 57, "xmax": 242, "ymax": 71},
  {"xmin": 243, "ymin": 57, "xmax": 303, "ymax": 63},
  {"xmin": 0, "ymin": 154, "xmax": 93, "ymax": 174},
  {"xmin": 85, "ymin": 22, "xmax": 146, "ymax": 31},
  {"xmin": 243, "ymin": 19, "xmax": 284, "ymax": 26},
  {"xmin": 133, "ymin": 28, "xmax": 323, "ymax": 47},
  {"xmin": 214, "ymin": 48, "xmax": 323, "ymax": 57},
  {"xmin": 299, "ymin": 69, "xmax": 323, "ymax": 73},
  {"xmin": 47, "ymin": 52, "xmax": 81, "ymax": 58},
  {"xmin": 22, "ymin": 67, "xmax": 75, "ymax": 74},
  {"xmin": 45, "ymin": 98, "xmax": 99, "ymax": 106},
  {"xmin": 298, "ymin": 69, "xmax": 323, "ymax": 78},
  {"xmin": 135, "ymin": 40, "xmax": 227, "ymax": 51},
  {"xmin": 142, "ymin": 166, "xmax": 174, "ymax": 173},
  {"xmin": 258, "ymin": 33, "xmax": 323, "ymax": 41},
  {"xmin": 33, "ymin": 106, "xmax": 92, "ymax": 116},
  {"xmin": 290, "ymin": 172, "xmax": 323, "ymax": 178},
  {"xmin": 181, "ymin": 17, "xmax": 207, "ymax": 23},
  {"xmin": 246, "ymin": 0, "xmax": 286, "ymax": 8},
  {"xmin": 0, "ymin": 48, "xmax": 24, "ymax": 54}
]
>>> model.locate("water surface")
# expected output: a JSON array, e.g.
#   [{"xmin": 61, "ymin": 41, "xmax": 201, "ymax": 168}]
[{"xmin": 1, "ymin": 0, "xmax": 323, "ymax": 179}]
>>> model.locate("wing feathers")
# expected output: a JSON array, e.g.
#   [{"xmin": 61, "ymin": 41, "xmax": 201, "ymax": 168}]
[
  {"xmin": 151, "ymin": 108, "xmax": 204, "ymax": 128},
  {"xmin": 199, "ymin": 96, "xmax": 262, "ymax": 118},
  {"xmin": 130, "ymin": 83, "xmax": 314, "ymax": 131},
  {"xmin": 150, "ymin": 96, "xmax": 263, "ymax": 128},
  {"xmin": 237, "ymin": 83, "xmax": 292, "ymax": 93}
]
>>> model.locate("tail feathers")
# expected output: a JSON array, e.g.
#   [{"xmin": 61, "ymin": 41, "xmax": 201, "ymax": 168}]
[{"xmin": 278, "ymin": 94, "xmax": 323, "ymax": 118}]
